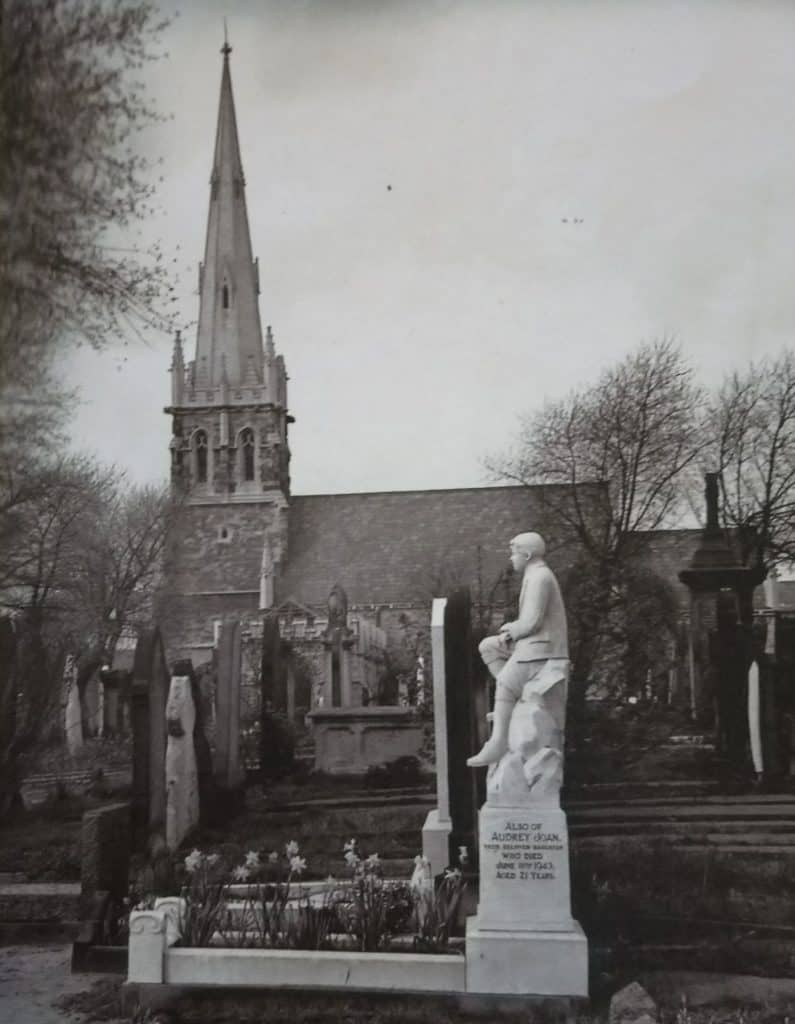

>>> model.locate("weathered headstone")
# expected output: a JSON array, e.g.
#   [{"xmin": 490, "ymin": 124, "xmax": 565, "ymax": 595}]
[
  {"xmin": 260, "ymin": 613, "xmax": 292, "ymax": 780},
  {"xmin": 171, "ymin": 658, "xmax": 214, "ymax": 823},
  {"xmin": 80, "ymin": 802, "xmax": 131, "ymax": 907},
  {"xmin": 214, "ymin": 619, "xmax": 244, "ymax": 791},
  {"xmin": 64, "ymin": 659, "xmax": 83, "ymax": 756},
  {"xmin": 130, "ymin": 628, "xmax": 170, "ymax": 836},
  {"xmin": 165, "ymin": 675, "xmax": 199, "ymax": 850}
]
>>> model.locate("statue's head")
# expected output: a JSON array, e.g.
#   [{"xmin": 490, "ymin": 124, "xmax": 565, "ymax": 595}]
[{"xmin": 509, "ymin": 532, "xmax": 545, "ymax": 573}]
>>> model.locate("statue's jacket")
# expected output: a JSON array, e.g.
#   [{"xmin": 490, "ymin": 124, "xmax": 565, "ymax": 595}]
[{"xmin": 503, "ymin": 561, "xmax": 568, "ymax": 663}]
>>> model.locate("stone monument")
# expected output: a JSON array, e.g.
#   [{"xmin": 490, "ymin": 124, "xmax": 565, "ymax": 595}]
[
  {"xmin": 165, "ymin": 674, "xmax": 199, "ymax": 851},
  {"xmin": 307, "ymin": 583, "xmax": 424, "ymax": 774},
  {"xmin": 466, "ymin": 532, "xmax": 588, "ymax": 996}
]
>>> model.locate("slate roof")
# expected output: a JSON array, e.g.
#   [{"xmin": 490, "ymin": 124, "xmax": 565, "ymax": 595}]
[
  {"xmin": 276, "ymin": 484, "xmax": 719, "ymax": 615},
  {"xmin": 277, "ymin": 484, "xmax": 583, "ymax": 608}
]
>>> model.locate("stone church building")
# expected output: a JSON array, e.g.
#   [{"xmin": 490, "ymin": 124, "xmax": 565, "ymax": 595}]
[{"xmin": 162, "ymin": 46, "xmax": 702, "ymax": 706}]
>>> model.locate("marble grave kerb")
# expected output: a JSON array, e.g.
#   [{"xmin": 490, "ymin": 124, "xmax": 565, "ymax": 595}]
[{"xmin": 466, "ymin": 531, "xmax": 588, "ymax": 997}]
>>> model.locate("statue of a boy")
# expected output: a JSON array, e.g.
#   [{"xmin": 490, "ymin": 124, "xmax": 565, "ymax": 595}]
[{"xmin": 467, "ymin": 532, "xmax": 568, "ymax": 770}]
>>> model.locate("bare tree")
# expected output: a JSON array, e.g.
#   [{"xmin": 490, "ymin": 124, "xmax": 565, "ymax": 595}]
[
  {"xmin": 1, "ymin": 0, "xmax": 177, "ymax": 388},
  {"xmin": 487, "ymin": 339, "xmax": 704, "ymax": 713},
  {"xmin": 708, "ymin": 349, "xmax": 795, "ymax": 570},
  {"xmin": 0, "ymin": 458, "xmax": 174, "ymax": 809}
]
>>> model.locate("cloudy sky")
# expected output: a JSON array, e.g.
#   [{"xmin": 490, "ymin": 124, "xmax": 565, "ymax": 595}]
[{"xmin": 62, "ymin": 0, "xmax": 795, "ymax": 495}]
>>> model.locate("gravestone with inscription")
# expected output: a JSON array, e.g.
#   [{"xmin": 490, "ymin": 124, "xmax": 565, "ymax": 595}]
[{"xmin": 466, "ymin": 532, "xmax": 588, "ymax": 997}]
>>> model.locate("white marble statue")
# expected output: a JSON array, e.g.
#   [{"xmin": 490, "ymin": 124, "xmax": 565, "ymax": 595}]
[
  {"xmin": 467, "ymin": 532, "xmax": 569, "ymax": 806},
  {"xmin": 165, "ymin": 675, "xmax": 199, "ymax": 851}
]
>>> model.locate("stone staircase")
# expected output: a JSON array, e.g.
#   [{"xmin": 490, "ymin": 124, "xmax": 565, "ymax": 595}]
[{"xmin": 21, "ymin": 767, "xmax": 131, "ymax": 806}]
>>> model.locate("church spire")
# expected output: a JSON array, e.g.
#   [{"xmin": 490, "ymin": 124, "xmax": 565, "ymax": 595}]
[{"xmin": 194, "ymin": 39, "xmax": 264, "ymax": 387}]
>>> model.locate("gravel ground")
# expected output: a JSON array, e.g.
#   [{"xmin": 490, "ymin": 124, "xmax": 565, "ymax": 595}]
[{"xmin": 0, "ymin": 944, "xmax": 124, "ymax": 1024}]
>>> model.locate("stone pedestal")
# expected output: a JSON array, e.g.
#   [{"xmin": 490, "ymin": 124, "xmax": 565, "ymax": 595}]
[{"xmin": 466, "ymin": 805, "xmax": 588, "ymax": 996}]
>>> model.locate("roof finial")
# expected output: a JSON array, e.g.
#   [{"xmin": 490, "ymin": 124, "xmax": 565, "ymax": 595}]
[{"xmin": 221, "ymin": 18, "xmax": 231, "ymax": 58}]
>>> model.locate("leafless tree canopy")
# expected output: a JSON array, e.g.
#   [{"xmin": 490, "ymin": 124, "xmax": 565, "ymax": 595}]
[
  {"xmin": 708, "ymin": 350, "xmax": 795, "ymax": 570},
  {"xmin": 0, "ymin": 0, "xmax": 176, "ymax": 389},
  {"xmin": 488, "ymin": 339, "xmax": 705, "ymax": 563}
]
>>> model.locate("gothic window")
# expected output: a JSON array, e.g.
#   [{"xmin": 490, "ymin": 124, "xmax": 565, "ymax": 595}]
[
  {"xmin": 222, "ymin": 284, "xmax": 229, "ymax": 309},
  {"xmin": 240, "ymin": 427, "xmax": 255, "ymax": 482},
  {"xmin": 195, "ymin": 430, "xmax": 208, "ymax": 483}
]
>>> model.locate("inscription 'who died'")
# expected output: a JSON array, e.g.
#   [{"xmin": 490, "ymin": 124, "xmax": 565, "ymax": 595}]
[{"xmin": 483, "ymin": 821, "xmax": 564, "ymax": 882}]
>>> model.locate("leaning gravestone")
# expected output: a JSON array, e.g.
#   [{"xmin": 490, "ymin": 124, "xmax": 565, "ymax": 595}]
[
  {"xmin": 171, "ymin": 658, "xmax": 214, "ymax": 824},
  {"xmin": 130, "ymin": 628, "xmax": 170, "ymax": 837},
  {"xmin": 165, "ymin": 674, "xmax": 199, "ymax": 851},
  {"xmin": 466, "ymin": 532, "xmax": 588, "ymax": 996}
]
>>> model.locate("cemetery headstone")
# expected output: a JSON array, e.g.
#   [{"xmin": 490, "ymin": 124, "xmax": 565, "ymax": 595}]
[
  {"xmin": 64, "ymin": 658, "xmax": 83, "ymax": 756},
  {"xmin": 465, "ymin": 532, "xmax": 588, "ymax": 996},
  {"xmin": 171, "ymin": 659, "xmax": 214, "ymax": 823},
  {"xmin": 165, "ymin": 674, "xmax": 199, "ymax": 850},
  {"xmin": 422, "ymin": 598, "xmax": 453, "ymax": 874},
  {"xmin": 80, "ymin": 801, "xmax": 131, "ymax": 908},
  {"xmin": 260, "ymin": 612, "xmax": 293, "ymax": 780},
  {"xmin": 423, "ymin": 592, "xmax": 487, "ymax": 875},
  {"xmin": 130, "ymin": 627, "xmax": 170, "ymax": 836},
  {"xmin": 444, "ymin": 587, "xmax": 485, "ymax": 869},
  {"xmin": 214, "ymin": 619, "xmax": 245, "ymax": 792}
]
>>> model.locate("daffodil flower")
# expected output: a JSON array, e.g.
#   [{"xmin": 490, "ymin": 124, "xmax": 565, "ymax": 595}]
[
  {"xmin": 289, "ymin": 855, "xmax": 307, "ymax": 875},
  {"xmin": 184, "ymin": 849, "xmax": 202, "ymax": 873},
  {"xmin": 233, "ymin": 865, "xmax": 250, "ymax": 882},
  {"xmin": 285, "ymin": 840, "xmax": 300, "ymax": 858},
  {"xmin": 245, "ymin": 851, "xmax": 260, "ymax": 869}
]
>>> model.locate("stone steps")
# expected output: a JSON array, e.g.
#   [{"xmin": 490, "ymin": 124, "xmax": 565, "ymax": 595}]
[{"xmin": 0, "ymin": 882, "xmax": 83, "ymax": 942}]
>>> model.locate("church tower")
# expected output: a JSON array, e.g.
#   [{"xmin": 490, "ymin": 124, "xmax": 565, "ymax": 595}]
[{"xmin": 163, "ymin": 41, "xmax": 291, "ymax": 663}]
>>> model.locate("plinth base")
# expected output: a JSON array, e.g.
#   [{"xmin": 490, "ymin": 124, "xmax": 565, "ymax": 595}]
[{"xmin": 465, "ymin": 916, "xmax": 589, "ymax": 996}]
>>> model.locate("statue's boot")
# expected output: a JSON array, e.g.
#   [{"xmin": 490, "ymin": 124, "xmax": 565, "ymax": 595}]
[{"xmin": 467, "ymin": 697, "xmax": 513, "ymax": 767}]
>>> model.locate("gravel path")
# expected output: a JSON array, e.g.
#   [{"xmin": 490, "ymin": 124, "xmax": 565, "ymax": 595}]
[{"xmin": 0, "ymin": 944, "xmax": 124, "ymax": 1024}]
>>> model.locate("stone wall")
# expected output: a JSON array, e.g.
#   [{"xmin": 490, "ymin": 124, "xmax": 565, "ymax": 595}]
[{"xmin": 161, "ymin": 498, "xmax": 287, "ymax": 662}]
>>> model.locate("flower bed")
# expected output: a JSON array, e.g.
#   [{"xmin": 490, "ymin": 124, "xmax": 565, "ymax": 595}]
[
  {"xmin": 128, "ymin": 839, "xmax": 469, "ymax": 993},
  {"xmin": 129, "ymin": 837, "xmax": 468, "ymax": 954}
]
